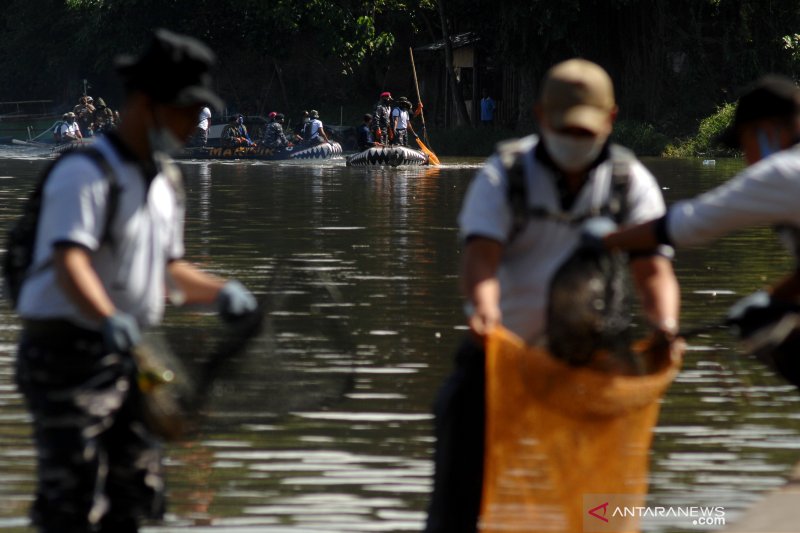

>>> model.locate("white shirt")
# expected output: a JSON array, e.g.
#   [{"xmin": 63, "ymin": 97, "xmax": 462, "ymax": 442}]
[
  {"xmin": 59, "ymin": 121, "xmax": 81, "ymax": 137},
  {"xmin": 197, "ymin": 107, "xmax": 212, "ymax": 131},
  {"xmin": 18, "ymin": 136, "xmax": 185, "ymax": 329},
  {"xmin": 667, "ymin": 145, "xmax": 800, "ymax": 248},
  {"xmin": 459, "ymin": 135, "xmax": 667, "ymax": 343},
  {"xmin": 392, "ymin": 107, "xmax": 410, "ymax": 129},
  {"xmin": 309, "ymin": 118, "xmax": 324, "ymax": 139}
]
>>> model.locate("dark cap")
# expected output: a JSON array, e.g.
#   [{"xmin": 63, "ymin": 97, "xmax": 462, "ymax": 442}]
[
  {"xmin": 114, "ymin": 28, "xmax": 224, "ymax": 111},
  {"xmin": 718, "ymin": 75, "xmax": 800, "ymax": 148}
]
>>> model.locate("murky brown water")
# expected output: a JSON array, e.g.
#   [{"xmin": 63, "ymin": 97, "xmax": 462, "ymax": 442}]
[{"xmin": 0, "ymin": 147, "xmax": 798, "ymax": 532}]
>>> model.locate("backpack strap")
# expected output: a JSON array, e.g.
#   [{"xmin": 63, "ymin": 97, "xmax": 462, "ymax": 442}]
[
  {"xmin": 605, "ymin": 144, "xmax": 634, "ymax": 224},
  {"xmin": 28, "ymin": 148, "xmax": 119, "ymax": 275},
  {"xmin": 502, "ymin": 139, "xmax": 634, "ymax": 242},
  {"xmin": 498, "ymin": 138, "xmax": 533, "ymax": 243},
  {"xmin": 82, "ymin": 148, "xmax": 120, "ymax": 247}
]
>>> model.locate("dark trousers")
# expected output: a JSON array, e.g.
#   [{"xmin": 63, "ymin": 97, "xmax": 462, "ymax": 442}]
[
  {"xmin": 375, "ymin": 128, "xmax": 389, "ymax": 145},
  {"xmin": 191, "ymin": 127, "xmax": 208, "ymax": 147},
  {"xmin": 425, "ymin": 337, "xmax": 486, "ymax": 533},
  {"xmin": 16, "ymin": 320, "xmax": 164, "ymax": 533},
  {"xmin": 393, "ymin": 128, "xmax": 408, "ymax": 146}
]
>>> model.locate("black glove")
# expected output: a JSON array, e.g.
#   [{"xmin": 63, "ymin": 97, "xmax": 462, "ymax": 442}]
[
  {"xmin": 578, "ymin": 217, "xmax": 617, "ymax": 253},
  {"xmin": 102, "ymin": 311, "xmax": 141, "ymax": 354},
  {"xmin": 217, "ymin": 280, "xmax": 258, "ymax": 323}
]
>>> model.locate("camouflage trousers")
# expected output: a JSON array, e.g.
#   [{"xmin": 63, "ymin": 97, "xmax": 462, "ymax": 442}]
[
  {"xmin": 392, "ymin": 128, "xmax": 408, "ymax": 147},
  {"xmin": 16, "ymin": 320, "xmax": 165, "ymax": 533}
]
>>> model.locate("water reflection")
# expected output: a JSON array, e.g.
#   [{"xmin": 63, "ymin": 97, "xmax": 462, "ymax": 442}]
[{"xmin": 0, "ymin": 154, "xmax": 798, "ymax": 532}]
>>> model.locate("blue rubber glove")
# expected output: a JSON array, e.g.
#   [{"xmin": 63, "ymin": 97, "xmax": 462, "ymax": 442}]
[
  {"xmin": 579, "ymin": 217, "xmax": 617, "ymax": 252},
  {"xmin": 217, "ymin": 280, "xmax": 258, "ymax": 323},
  {"xmin": 102, "ymin": 311, "xmax": 141, "ymax": 354}
]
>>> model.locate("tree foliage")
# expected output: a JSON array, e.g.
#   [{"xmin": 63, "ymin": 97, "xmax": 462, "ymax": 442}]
[{"xmin": 0, "ymin": 0, "xmax": 798, "ymax": 140}]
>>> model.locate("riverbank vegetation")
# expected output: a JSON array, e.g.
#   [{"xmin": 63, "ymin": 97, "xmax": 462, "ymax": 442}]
[{"xmin": 1, "ymin": 1, "xmax": 799, "ymax": 157}]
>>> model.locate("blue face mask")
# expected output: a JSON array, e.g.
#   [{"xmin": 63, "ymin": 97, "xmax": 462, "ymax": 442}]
[{"xmin": 756, "ymin": 128, "xmax": 781, "ymax": 159}]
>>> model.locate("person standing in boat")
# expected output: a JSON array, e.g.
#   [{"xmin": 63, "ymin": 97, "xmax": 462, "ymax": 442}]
[
  {"xmin": 73, "ymin": 96, "xmax": 96, "ymax": 138},
  {"xmin": 221, "ymin": 114, "xmax": 254, "ymax": 148},
  {"xmin": 373, "ymin": 91, "xmax": 393, "ymax": 145},
  {"xmin": 424, "ymin": 58, "xmax": 680, "ymax": 533},
  {"xmin": 93, "ymin": 98, "xmax": 117, "ymax": 134},
  {"xmin": 191, "ymin": 105, "xmax": 212, "ymax": 146},
  {"xmin": 306, "ymin": 110, "xmax": 330, "ymax": 145},
  {"xmin": 14, "ymin": 29, "xmax": 259, "ymax": 533},
  {"xmin": 390, "ymin": 96, "xmax": 417, "ymax": 147}
]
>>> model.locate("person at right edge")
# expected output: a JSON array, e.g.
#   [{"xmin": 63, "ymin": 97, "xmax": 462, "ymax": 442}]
[
  {"xmin": 424, "ymin": 58, "xmax": 680, "ymax": 532},
  {"xmin": 14, "ymin": 29, "xmax": 259, "ymax": 533},
  {"xmin": 598, "ymin": 74, "xmax": 800, "ymax": 387}
]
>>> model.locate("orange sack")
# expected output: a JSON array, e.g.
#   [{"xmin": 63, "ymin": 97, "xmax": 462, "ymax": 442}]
[{"xmin": 480, "ymin": 327, "xmax": 682, "ymax": 533}]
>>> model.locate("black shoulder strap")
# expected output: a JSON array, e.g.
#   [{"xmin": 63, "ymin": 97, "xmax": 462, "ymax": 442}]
[
  {"xmin": 506, "ymin": 156, "xmax": 528, "ymax": 243},
  {"xmin": 60, "ymin": 148, "xmax": 119, "ymax": 247},
  {"xmin": 502, "ymin": 141, "xmax": 635, "ymax": 242},
  {"xmin": 18, "ymin": 148, "xmax": 119, "ymax": 288},
  {"xmin": 47, "ymin": 148, "xmax": 118, "ymax": 247},
  {"xmin": 497, "ymin": 139, "xmax": 529, "ymax": 243},
  {"xmin": 606, "ymin": 144, "xmax": 634, "ymax": 224}
]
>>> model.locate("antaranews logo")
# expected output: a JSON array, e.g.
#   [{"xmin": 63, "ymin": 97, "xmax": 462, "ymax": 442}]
[
  {"xmin": 587, "ymin": 502, "xmax": 609, "ymax": 523},
  {"xmin": 583, "ymin": 494, "xmax": 726, "ymax": 532}
]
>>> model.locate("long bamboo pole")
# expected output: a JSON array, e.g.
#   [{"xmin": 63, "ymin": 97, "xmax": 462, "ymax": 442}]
[{"xmin": 409, "ymin": 47, "xmax": 430, "ymax": 146}]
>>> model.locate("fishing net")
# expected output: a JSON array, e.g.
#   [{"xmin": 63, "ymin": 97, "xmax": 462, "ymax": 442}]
[
  {"xmin": 547, "ymin": 247, "xmax": 640, "ymax": 373},
  {"xmin": 134, "ymin": 261, "xmax": 357, "ymax": 439},
  {"xmin": 479, "ymin": 326, "xmax": 682, "ymax": 533}
]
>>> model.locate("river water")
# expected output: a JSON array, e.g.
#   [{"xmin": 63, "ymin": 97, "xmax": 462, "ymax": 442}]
[{"xmin": 0, "ymin": 147, "xmax": 798, "ymax": 533}]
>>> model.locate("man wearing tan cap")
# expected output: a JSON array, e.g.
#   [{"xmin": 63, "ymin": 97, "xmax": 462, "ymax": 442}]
[{"xmin": 424, "ymin": 58, "xmax": 679, "ymax": 532}]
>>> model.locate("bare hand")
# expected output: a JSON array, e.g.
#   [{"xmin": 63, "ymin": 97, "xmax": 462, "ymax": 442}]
[{"xmin": 468, "ymin": 302, "xmax": 501, "ymax": 338}]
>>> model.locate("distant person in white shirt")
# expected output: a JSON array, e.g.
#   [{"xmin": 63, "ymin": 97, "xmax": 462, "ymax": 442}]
[
  {"xmin": 58, "ymin": 112, "xmax": 83, "ymax": 143},
  {"xmin": 391, "ymin": 96, "xmax": 417, "ymax": 146},
  {"xmin": 192, "ymin": 106, "xmax": 212, "ymax": 146},
  {"xmin": 600, "ymin": 74, "xmax": 800, "ymax": 387},
  {"xmin": 305, "ymin": 109, "xmax": 330, "ymax": 145}
]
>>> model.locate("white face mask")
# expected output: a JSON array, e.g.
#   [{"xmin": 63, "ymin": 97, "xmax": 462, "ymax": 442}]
[{"xmin": 542, "ymin": 129, "xmax": 605, "ymax": 172}]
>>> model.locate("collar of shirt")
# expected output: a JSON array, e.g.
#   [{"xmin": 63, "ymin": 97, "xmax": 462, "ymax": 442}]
[{"xmin": 533, "ymin": 138, "xmax": 611, "ymax": 211}]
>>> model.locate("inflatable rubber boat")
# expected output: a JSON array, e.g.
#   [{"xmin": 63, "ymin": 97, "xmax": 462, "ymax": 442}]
[
  {"xmin": 177, "ymin": 141, "xmax": 343, "ymax": 161},
  {"xmin": 345, "ymin": 145, "xmax": 429, "ymax": 167}
]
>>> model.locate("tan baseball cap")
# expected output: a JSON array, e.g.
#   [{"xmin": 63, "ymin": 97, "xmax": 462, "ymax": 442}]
[{"xmin": 540, "ymin": 59, "xmax": 616, "ymax": 135}]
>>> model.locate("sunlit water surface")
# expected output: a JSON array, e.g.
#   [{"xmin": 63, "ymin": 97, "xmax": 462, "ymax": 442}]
[{"xmin": 0, "ymin": 146, "xmax": 797, "ymax": 532}]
